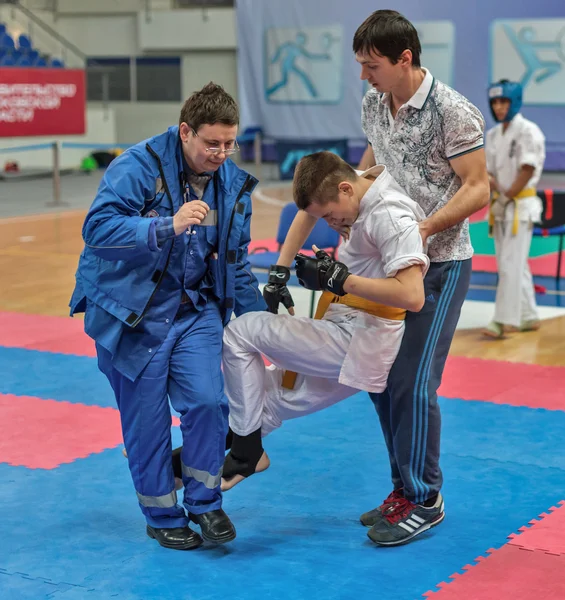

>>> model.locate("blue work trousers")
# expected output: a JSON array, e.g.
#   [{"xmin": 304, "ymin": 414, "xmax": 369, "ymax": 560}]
[{"xmin": 97, "ymin": 300, "xmax": 228, "ymax": 529}]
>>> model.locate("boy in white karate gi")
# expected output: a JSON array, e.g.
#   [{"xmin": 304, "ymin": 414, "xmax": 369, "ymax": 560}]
[
  {"xmin": 221, "ymin": 152, "xmax": 432, "ymax": 510},
  {"xmin": 483, "ymin": 80, "xmax": 546, "ymax": 338}
]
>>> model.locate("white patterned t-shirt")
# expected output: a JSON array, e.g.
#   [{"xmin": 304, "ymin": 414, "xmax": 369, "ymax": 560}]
[{"xmin": 361, "ymin": 69, "xmax": 485, "ymax": 262}]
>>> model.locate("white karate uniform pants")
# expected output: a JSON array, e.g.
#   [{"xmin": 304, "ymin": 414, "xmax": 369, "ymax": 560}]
[
  {"xmin": 493, "ymin": 220, "xmax": 539, "ymax": 327},
  {"xmin": 223, "ymin": 310, "xmax": 360, "ymax": 437}
]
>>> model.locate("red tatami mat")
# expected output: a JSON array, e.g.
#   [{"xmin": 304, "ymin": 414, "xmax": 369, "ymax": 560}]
[
  {"xmin": 0, "ymin": 393, "xmax": 181, "ymax": 470},
  {"xmin": 508, "ymin": 501, "xmax": 565, "ymax": 555},
  {"xmin": 469, "ymin": 206, "xmax": 488, "ymax": 223},
  {"xmin": 473, "ymin": 253, "xmax": 565, "ymax": 277},
  {"xmin": 439, "ymin": 356, "xmax": 565, "ymax": 411},
  {"xmin": 424, "ymin": 544, "xmax": 565, "ymax": 599},
  {"xmin": 0, "ymin": 393, "xmax": 123, "ymax": 469},
  {"xmin": 0, "ymin": 311, "xmax": 95, "ymax": 356}
]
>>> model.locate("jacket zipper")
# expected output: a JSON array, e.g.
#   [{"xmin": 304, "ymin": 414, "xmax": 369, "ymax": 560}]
[
  {"xmin": 240, "ymin": 266, "xmax": 260, "ymax": 302},
  {"xmin": 224, "ymin": 175, "xmax": 254, "ymax": 305},
  {"xmin": 128, "ymin": 144, "xmax": 175, "ymax": 328}
]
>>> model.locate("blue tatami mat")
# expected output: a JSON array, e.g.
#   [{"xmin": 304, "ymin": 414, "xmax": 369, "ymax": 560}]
[{"xmin": 1, "ymin": 389, "xmax": 565, "ymax": 600}]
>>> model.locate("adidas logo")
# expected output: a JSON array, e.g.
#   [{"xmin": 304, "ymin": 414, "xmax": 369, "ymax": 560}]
[{"xmin": 426, "ymin": 294, "xmax": 436, "ymax": 303}]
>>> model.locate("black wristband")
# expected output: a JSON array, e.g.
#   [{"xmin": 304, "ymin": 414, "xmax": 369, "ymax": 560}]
[
  {"xmin": 324, "ymin": 262, "xmax": 350, "ymax": 296},
  {"xmin": 268, "ymin": 264, "xmax": 290, "ymax": 284}
]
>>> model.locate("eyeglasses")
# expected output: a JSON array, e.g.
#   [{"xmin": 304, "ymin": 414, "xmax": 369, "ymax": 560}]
[{"xmin": 191, "ymin": 128, "xmax": 239, "ymax": 156}]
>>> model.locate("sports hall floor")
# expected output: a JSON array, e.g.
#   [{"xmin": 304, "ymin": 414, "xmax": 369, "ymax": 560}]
[{"xmin": 1, "ymin": 169, "xmax": 565, "ymax": 600}]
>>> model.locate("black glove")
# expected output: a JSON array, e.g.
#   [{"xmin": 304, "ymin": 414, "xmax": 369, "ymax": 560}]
[
  {"xmin": 295, "ymin": 249, "xmax": 351, "ymax": 296},
  {"xmin": 263, "ymin": 264, "xmax": 295, "ymax": 314}
]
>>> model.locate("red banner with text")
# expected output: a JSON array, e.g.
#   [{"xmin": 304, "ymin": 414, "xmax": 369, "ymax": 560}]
[{"xmin": 0, "ymin": 68, "xmax": 86, "ymax": 137}]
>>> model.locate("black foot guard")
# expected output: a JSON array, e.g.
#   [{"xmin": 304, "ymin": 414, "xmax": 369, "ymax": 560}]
[
  {"xmin": 171, "ymin": 446, "xmax": 182, "ymax": 480},
  {"xmin": 222, "ymin": 429, "xmax": 263, "ymax": 479},
  {"xmin": 225, "ymin": 427, "xmax": 234, "ymax": 451},
  {"xmin": 172, "ymin": 429, "xmax": 233, "ymax": 479}
]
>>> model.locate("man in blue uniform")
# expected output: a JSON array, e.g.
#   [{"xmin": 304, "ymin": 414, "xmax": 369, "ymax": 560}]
[{"xmin": 70, "ymin": 83, "xmax": 266, "ymax": 550}]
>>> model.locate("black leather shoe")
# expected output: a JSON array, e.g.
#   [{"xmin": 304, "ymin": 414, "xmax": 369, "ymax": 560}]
[
  {"xmin": 189, "ymin": 509, "xmax": 236, "ymax": 544},
  {"xmin": 146, "ymin": 525, "xmax": 203, "ymax": 550}
]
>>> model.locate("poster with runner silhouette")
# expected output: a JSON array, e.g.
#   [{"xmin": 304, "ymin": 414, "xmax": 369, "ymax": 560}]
[
  {"xmin": 264, "ymin": 25, "xmax": 343, "ymax": 103},
  {"xmin": 491, "ymin": 19, "xmax": 565, "ymax": 105}
]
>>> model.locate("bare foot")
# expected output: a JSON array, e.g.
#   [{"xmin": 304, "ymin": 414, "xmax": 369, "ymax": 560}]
[
  {"xmin": 221, "ymin": 451, "xmax": 270, "ymax": 492},
  {"xmin": 520, "ymin": 319, "xmax": 541, "ymax": 332},
  {"xmin": 504, "ymin": 321, "xmax": 541, "ymax": 333},
  {"xmin": 482, "ymin": 321, "xmax": 505, "ymax": 339},
  {"xmin": 122, "ymin": 448, "xmax": 128, "ymax": 458}
]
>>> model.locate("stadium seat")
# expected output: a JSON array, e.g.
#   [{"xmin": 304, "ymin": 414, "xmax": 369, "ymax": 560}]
[
  {"xmin": 0, "ymin": 33, "xmax": 15, "ymax": 50},
  {"xmin": 17, "ymin": 33, "xmax": 32, "ymax": 50}
]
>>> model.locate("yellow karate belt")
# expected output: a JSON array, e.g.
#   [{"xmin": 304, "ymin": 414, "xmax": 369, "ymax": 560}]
[
  {"xmin": 488, "ymin": 187, "xmax": 537, "ymax": 237},
  {"xmin": 281, "ymin": 291, "xmax": 406, "ymax": 390}
]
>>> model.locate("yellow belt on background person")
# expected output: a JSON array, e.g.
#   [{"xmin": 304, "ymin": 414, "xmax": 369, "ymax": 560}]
[
  {"xmin": 488, "ymin": 187, "xmax": 537, "ymax": 237},
  {"xmin": 281, "ymin": 291, "xmax": 406, "ymax": 390}
]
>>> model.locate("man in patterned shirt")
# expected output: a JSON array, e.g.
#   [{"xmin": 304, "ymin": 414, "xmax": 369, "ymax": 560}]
[
  {"xmin": 351, "ymin": 10, "xmax": 490, "ymax": 546},
  {"xmin": 258, "ymin": 10, "xmax": 489, "ymax": 547}
]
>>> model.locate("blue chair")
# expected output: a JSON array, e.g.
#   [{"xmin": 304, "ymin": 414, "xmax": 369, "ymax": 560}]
[
  {"xmin": 0, "ymin": 53, "xmax": 16, "ymax": 66},
  {"xmin": 17, "ymin": 54, "xmax": 33, "ymax": 67},
  {"xmin": 50, "ymin": 58, "xmax": 64, "ymax": 68},
  {"xmin": 533, "ymin": 225, "xmax": 565, "ymax": 284},
  {"xmin": 17, "ymin": 34, "xmax": 32, "ymax": 50},
  {"xmin": 248, "ymin": 202, "xmax": 341, "ymax": 317},
  {"xmin": 533, "ymin": 189, "xmax": 565, "ymax": 284},
  {"xmin": 0, "ymin": 33, "xmax": 15, "ymax": 50},
  {"xmin": 0, "ymin": 24, "xmax": 6, "ymax": 37}
]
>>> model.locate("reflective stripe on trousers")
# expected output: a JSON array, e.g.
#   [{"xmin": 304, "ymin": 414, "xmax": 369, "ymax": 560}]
[{"xmin": 182, "ymin": 463, "xmax": 223, "ymax": 490}]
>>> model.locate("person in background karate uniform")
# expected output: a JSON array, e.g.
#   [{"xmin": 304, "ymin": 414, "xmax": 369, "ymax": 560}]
[{"xmin": 483, "ymin": 80, "xmax": 546, "ymax": 338}]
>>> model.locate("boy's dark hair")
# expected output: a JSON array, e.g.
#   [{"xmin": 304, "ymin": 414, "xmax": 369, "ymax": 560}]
[
  {"xmin": 179, "ymin": 82, "xmax": 239, "ymax": 131},
  {"xmin": 353, "ymin": 10, "xmax": 421, "ymax": 68},
  {"xmin": 293, "ymin": 152, "xmax": 357, "ymax": 210}
]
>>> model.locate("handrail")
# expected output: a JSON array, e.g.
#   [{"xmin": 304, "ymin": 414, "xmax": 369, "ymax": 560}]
[{"xmin": 7, "ymin": 0, "xmax": 88, "ymax": 65}]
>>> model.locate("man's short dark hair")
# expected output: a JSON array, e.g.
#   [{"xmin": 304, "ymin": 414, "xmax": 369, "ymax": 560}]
[
  {"xmin": 179, "ymin": 82, "xmax": 239, "ymax": 132},
  {"xmin": 353, "ymin": 10, "xmax": 421, "ymax": 68},
  {"xmin": 293, "ymin": 152, "xmax": 357, "ymax": 210}
]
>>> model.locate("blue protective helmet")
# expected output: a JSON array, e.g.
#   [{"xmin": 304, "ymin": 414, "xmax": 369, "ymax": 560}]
[{"xmin": 488, "ymin": 80, "xmax": 522, "ymax": 123}]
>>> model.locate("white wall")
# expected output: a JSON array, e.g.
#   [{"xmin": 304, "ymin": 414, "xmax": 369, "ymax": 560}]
[
  {"xmin": 105, "ymin": 102, "xmax": 181, "ymax": 145},
  {"xmin": 138, "ymin": 8, "xmax": 236, "ymax": 51},
  {"xmin": 3, "ymin": 11, "xmax": 138, "ymax": 59},
  {"xmin": 56, "ymin": 16, "xmax": 138, "ymax": 57},
  {"xmin": 25, "ymin": 0, "xmax": 173, "ymax": 14},
  {"xmin": 182, "ymin": 51, "xmax": 237, "ymax": 100},
  {"xmin": 0, "ymin": 5, "xmax": 236, "ymax": 58},
  {"xmin": 0, "ymin": 107, "xmax": 116, "ymax": 169},
  {"xmin": 55, "ymin": 0, "xmax": 145, "ymax": 14}
]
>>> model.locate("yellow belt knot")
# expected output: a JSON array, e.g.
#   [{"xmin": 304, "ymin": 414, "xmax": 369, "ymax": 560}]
[{"xmin": 488, "ymin": 187, "xmax": 537, "ymax": 237}]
